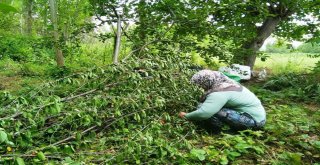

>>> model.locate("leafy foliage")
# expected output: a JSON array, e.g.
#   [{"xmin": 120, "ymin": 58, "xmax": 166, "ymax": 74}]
[
  {"xmin": 0, "ymin": 53, "xmax": 319, "ymax": 164},
  {"xmin": 0, "ymin": 53, "xmax": 200, "ymax": 164},
  {"xmin": 0, "ymin": 3, "xmax": 18, "ymax": 13},
  {"xmin": 0, "ymin": 33, "xmax": 53, "ymax": 62},
  {"xmin": 263, "ymin": 72, "xmax": 320, "ymax": 102}
]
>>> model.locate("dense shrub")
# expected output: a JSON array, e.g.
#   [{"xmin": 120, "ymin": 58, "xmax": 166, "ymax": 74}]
[
  {"xmin": 0, "ymin": 33, "xmax": 54, "ymax": 62},
  {"xmin": 0, "ymin": 13, "xmax": 19, "ymax": 33}
]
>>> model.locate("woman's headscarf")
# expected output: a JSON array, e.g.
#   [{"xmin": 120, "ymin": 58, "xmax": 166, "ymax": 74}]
[{"xmin": 191, "ymin": 69, "xmax": 241, "ymax": 92}]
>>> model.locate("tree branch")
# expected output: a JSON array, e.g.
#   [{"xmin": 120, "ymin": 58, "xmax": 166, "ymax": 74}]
[{"xmin": 0, "ymin": 82, "xmax": 118, "ymax": 121}]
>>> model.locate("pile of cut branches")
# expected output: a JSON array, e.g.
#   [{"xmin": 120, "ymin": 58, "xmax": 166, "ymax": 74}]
[{"xmin": 0, "ymin": 53, "xmax": 203, "ymax": 164}]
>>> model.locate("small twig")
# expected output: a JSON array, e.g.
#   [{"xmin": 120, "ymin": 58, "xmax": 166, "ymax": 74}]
[
  {"xmin": 61, "ymin": 89, "xmax": 98, "ymax": 102},
  {"xmin": 121, "ymin": 22, "xmax": 133, "ymax": 42},
  {"xmin": 101, "ymin": 107, "xmax": 156, "ymax": 132},
  {"xmin": 25, "ymin": 125, "xmax": 99, "ymax": 155},
  {"xmin": 111, "ymin": 5, "xmax": 119, "ymax": 18},
  {"xmin": 27, "ymin": 107, "xmax": 150, "ymax": 154},
  {"xmin": 121, "ymin": 40, "xmax": 158, "ymax": 62},
  {"xmin": 13, "ymin": 113, "xmax": 65, "ymax": 136},
  {"xmin": 51, "ymin": 125, "xmax": 98, "ymax": 147},
  {"xmin": 121, "ymin": 21, "xmax": 175, "ymax": 62},
  {"xmin": 0, "ymin": 154, "xmax": 63, "ymax": 160},
  {"xmin": 174, "ymin": 131, "xmax": 191, "ymax": 145}
]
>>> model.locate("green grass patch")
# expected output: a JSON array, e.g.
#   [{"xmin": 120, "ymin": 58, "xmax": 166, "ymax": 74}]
[{"xmin": 255, "ymin": 53, "xmax": 320, "ymax": 75}]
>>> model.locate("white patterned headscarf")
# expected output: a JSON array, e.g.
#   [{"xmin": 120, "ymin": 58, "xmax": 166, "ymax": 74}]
[{"xmin": 191, "ymin": 70, "xmax": 241, "ymax": 92}]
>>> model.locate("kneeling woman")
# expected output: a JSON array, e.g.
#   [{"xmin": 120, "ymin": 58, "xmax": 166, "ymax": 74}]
[{"xmin": 179, "ymin": 70, "xmax": 266, "ymax": 131}]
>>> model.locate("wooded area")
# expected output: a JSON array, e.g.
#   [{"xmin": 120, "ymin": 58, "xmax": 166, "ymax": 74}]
[{"xmin": 0, "ymin": 0, "xmax": 319, "ymax": 164}]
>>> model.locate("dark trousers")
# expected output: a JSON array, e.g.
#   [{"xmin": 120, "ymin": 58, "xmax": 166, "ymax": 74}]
[{"xmin": 197, "ymin": 108, "xmax": 265, "ymax": 133}]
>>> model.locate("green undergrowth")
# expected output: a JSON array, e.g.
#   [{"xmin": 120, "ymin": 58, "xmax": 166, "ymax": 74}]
[
  {"xmin": 255, "ymin": 53, "xmax": 320, "ymax": 75},
  {"xmin": 0, "ymin": 33, "xmax": 116, "ymax": 93},
  {"xmin": 262, "ymin": 72, "xmax": 320, "ymax": 102},
  {"xmin": 0, "ymin": 54, "xmax": 319, "ymax": 164}
]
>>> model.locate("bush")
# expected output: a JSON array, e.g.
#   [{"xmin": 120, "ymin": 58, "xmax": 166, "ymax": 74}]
[
  {"xmin": 0, "ymin": 58, "xmax": 21, "ymax": 76},
  {"xmin": 265, "ymin": 43, "xmax": 291, "ymax": 53},
  {"xmin": 18, "ymin": 62, "xmax": 47, "ymax": 76},
  {"xmin": 48, "ymin": 66, "xmax": 72, "ymax": 78},
  {"xmin": 263, "ymin": 72, "xmax": 320, "ymax": 102},
  {"xmin": 0, "ymin": 12, "xmax": 20, "ymax": 33},
  {"xmin": 0, "ymin": 33, "xmax": 54, "ymax": 62}
]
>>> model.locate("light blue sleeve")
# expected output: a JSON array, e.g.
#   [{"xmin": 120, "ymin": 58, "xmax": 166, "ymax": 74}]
[{"xmin": 185, "ymin": 93, "xmax": 229, "ymax": 120}]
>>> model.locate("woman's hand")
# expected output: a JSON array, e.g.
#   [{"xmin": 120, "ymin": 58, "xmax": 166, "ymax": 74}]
[{"xmin": 179, "ymin": 112, "xmax": 187, "ymax": 118}]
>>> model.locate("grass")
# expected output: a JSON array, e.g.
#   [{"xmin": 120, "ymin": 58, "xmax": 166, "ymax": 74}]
[
  {"xmin": 0, "ymin": 58, "xmax": 50, "ymax": 93},
  {"xmin": 255, "ymin": 53, "xmax": 320, "ymax": 75},
  {"xmin": 190, "ymin": 52, "xmax": 320, "ymax": 75}
]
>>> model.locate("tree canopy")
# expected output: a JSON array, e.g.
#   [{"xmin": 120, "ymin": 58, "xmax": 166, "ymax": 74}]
[{"xmin": 1, "ymin": 0, "xmax": 319, "ymax": 67}]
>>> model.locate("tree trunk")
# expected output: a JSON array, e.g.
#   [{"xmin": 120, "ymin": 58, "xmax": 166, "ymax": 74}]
[
  {"xmin": 49, "ymin": 0, "xmax": 64, "ymax": 67},
  {"xmin": 113, "ymin": 15, "xmax": 122, "ymax": 64},
  {"xmin": 24, "ymin": 0, "xmax": 33, "ymax": 35},
  {"xmin": 243, "ymin": 17, "xmax": 282, "ymax": 69}
]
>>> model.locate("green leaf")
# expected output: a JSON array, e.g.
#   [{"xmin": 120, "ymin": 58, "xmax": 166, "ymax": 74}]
[
  {"xmin": 190, "ymin": 149, "xmax": 206, "ymax": 161},
  {"xmin": 220, "ymin": 155, "xmax": 228, "ymax": 165},
  {"xmin": 63, "ymin": 145, "xmax": 75, "ymax": 154},
  {"xmin": 253, "ymin": 146, "xmax": 265, "ymax": 154},
  {"xmin": 15, "ymin": 157, "xmax": 25, "ymax": 165},
  {"xmin": 0, "ymin": 131, "xmax": 8, "ymax": 143},
  {"xmin": 6, "ymin": 141, "xmax": 15, "ymax": 146},
  {"xmin": 0, "ymin": 3, "xmax": 18, "ymax": 13},
  {"xmin": 311, "ymin": 141, "xmax": 320, "ymax": 149},
  {"xmin": 228, "ymin": 151, "xmax": 241, "ymax": 158},
  {"xmin": 207, "ymin": 148, "xmax": 219, "ymax": 160},
  {"xmin": 288, "ymin": 152, "xmax": 303, "ymax": 164},
  {"xmin": 234, "ymin": 143, "xmax": 251, "ymax": 152},
  {"xmin": 76, "ymin": 132, "xmax": 82, "ymax": 141},
  {"xmin": 37, "ymin": 151, "xmax": 46, "ymax": 161},
  {"xmin": 64, "ymin": 157, "xmax": 73, "ymax": 163}
]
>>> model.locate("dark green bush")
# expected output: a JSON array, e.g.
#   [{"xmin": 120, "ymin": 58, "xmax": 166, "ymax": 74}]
[
  {"xmin": 48, "ymin": 66, "xmax": 73, "ymax": 78},
  {"xmin": 263, "ymin": 72, "xmax": 320, "ymax": 102}
]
